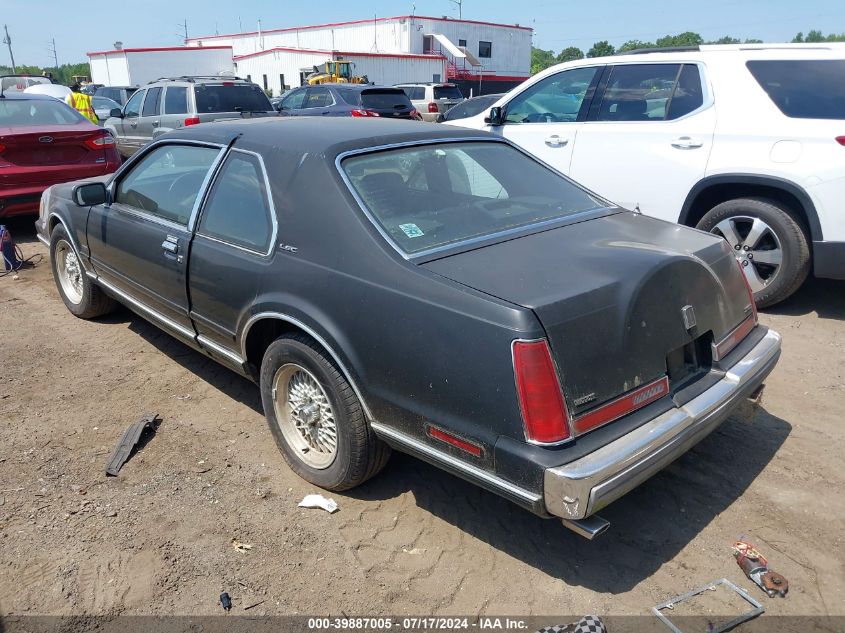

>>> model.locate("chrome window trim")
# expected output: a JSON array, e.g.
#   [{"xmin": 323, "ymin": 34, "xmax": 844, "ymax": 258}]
[
  {"xmin": 239, "ymin": 311, "xmax": 373, "ymax": 421},
  {"xmin": 370, "ymin": 421, "xmax": 541, "ymax": 504},
  {"xmin": 193, "ymin": 148, "xmax": 279, "ymax": 257},
  {"xmin": 334, "ymin": 137, "xmax": 615, "ymax": 262}
]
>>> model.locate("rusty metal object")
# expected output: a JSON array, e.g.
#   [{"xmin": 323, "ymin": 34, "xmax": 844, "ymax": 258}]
[{"xmin": 733, "ymin": 540, "xmax": 789, "ymax": 598}]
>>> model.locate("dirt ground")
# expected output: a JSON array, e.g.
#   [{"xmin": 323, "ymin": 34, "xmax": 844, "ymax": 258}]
[{"xmin": 1, "ymin": 215, "xmax": 843, "ymax": 621}]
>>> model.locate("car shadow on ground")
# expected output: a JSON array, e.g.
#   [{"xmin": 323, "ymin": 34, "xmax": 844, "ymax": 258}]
[
  {"xmin": 761, "ymin": 276, "xmax": 845, "ymax": 321},
  {"xmin": 98, "ymin": 303, "xmax": 791, "ymax": 594},
  {"xmin": 349, "ymin": 404, "xmax": 791, "ymax": 594}
]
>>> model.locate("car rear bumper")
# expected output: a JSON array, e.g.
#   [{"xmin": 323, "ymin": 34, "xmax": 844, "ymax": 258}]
[{"xmin": 543, "ymin": 327, "xmax": 782, "ymax": 520}]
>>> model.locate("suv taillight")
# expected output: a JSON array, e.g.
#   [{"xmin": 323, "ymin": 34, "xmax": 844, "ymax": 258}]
[
  {"xmin": 427, "ymin": 102, "xmax": 438, "ymax": 113},
  {"xmin": 184, "ymin": 117, "xmax": 201, "ymax": 126},
  {"xmin": 350, "ymin": 109, "xmax": 380, "ymax": 117},
  {"xmin": 512, "ymin": 340, "xmax": 571, "ymax": 444}
]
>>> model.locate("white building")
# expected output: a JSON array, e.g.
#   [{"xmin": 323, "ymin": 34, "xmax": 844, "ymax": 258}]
[
  {"xmin": 88, "ymin": 46, "xmax": 234, "ymax": 87},
  {"xmin": 186, "ymin": 15, "xmax": 531, "ymax": 96}
]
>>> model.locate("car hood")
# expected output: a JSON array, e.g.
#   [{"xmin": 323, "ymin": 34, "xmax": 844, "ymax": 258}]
[{"xmin": 423, "ymin": 212, "xmax": 753, "ymax": 416}]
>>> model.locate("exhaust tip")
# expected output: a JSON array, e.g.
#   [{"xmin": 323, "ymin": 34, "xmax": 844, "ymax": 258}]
[{"xmin": 561, "ymin": 515, "xmax": 610, "ymax": 540}]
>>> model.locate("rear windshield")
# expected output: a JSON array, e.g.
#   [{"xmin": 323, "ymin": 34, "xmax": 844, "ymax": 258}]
[
  {"xmin": 194, "ymin": 84, "xmax": 272, "ymax": 113},
  {"xmin": 746, "ymin": 60, "xmax": 845, "ymax": 120},
  {"xmin": 0, "ymin": 99, "xmax": 84, "ymax": 126},
  {"xmin": 1, "ymin": 76, "xmax": 51, "ymax": 93},
  {"xmin": 342, "ymin": 142, "xmax": 605, "ymax": 256},
  {"xmin": 360, "ymin": 89, "xmax": 412, "ymax": 110},
  {"xmin": 434, "ymin": 85, "xmax": 464, "ymax": 100}
]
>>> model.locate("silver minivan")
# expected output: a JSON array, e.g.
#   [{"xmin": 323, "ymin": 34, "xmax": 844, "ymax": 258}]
[
  {"xmin": 104, "ymin": 76, "xmax": 277, "ymax": 158},
  {"xmin": 395, "ymin": 83, "xmax": 465, "ymax": 122}
]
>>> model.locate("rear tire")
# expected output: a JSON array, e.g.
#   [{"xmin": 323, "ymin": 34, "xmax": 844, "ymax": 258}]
[
  {"xmin": 259, "ymin": 333, "xmax": 390, "ymax": 491},
  {"xmin": 696, "ymin": 197, "xmax": 810, "ymax": 308},
  {"xmin": 49, "ymin": 224, "xmax": 116, "ymax": 319}
]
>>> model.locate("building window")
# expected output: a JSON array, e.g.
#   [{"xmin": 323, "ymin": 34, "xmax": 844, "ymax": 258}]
[
  {"xmin": 479, "ymin": 41, "xmax": 492, "ymax": 58},
  {"xmin": 262, "ymin": 74, "xmax": 268, "ymax": 90},
  {"xmin": 423, "ymin": 35, "xmax": 434, "ymax": 54},
  {"xmin": 458, "ymin": 39, "xmax": 467, "ymax": 48}
]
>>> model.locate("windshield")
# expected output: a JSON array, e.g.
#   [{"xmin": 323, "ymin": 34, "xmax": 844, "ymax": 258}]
[
  {"xmin": 434, "ymin": 85, "xmax": 464, "ymax": 100},
  {"xmin": 194, "ymin": 84, "xmax": 272, "ymax": 113},
  {"xmin": 0, "ymin": 99, "xmax": 84, "ymax": 126},
  {"xmin": 342, "ymin": 142, "xmax": 606, "ymax": 256}
]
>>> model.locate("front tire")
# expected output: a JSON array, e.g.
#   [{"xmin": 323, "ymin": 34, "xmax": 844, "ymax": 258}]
[
  {"xmin": 259, "ymin": 334, "xmax": 390, "ymax": 491},
  {"xmin": 49, "ymin": 224, "xmax": 116, "ymax": 319},
  {"xmin": 696, "ymin": 198, "xmax": 810, "ymax": 308}
]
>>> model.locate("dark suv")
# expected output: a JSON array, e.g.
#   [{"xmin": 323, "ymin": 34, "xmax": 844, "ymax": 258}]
[
  {"xmin": 104, "ymin": 76, "xmax": 277, "ymax": 157},
  {"xmin": 277, "ymin": 84, "xmax": 421, "ymax": 119}
]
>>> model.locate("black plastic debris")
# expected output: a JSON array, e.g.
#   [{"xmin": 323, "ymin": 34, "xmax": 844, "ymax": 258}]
[
  {"xmin": 220, "ymin": 592, "xmax": 232, "ymax": 611},
  {"xmin": 105, "ymin": 413, "xmax": 161, "ymax": 476}
]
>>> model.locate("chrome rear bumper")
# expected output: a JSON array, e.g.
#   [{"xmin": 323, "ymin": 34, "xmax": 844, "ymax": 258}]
[{"xmin": 544, "ymin": 328, "xmax": 781, "ymax": 520}]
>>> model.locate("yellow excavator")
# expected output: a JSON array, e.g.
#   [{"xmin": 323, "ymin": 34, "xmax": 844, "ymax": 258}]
[{"xmin": 306, "ymin": 60, "xmax": 369, "ymax": 85}]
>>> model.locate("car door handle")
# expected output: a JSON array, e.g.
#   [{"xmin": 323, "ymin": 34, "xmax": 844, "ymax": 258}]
[
  {"xmin": 671, "ymin": 136, "xmax": 703, "ymax": 149},
  {"xmin": 545, "ymin": 135, "xmax": 569, "ymax": 147},
  {"xmin": 152, "ymin": 121, "xmax": 160, "ymax": 127},
  {"xmin": 161, "ymin": 237, "xmax": 179, "ymax": 254}
]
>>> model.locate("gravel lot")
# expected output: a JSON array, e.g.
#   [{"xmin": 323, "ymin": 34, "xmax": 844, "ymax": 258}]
[{"xmin": 1, "ymin": 216, "xmax": 843, "ymax": 621}]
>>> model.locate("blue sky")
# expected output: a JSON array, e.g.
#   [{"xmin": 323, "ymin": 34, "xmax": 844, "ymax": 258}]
[{"xmin": 2, "ymin": 0, "xmax": 844, "ymax": 67}]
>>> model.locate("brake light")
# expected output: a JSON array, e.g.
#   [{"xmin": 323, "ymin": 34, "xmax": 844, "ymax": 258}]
[
  {"xmin": 184, "ymin": 116, "xmax": 201, "ymax": 126},
  {"xmin": 0, "ymin": 142, "xmax": 5, "ymax": 154},
  {"xmin": 836, "ymin": 136, "xmax": 845, "ymax": 146},
  {"xmin": 427, "ymin": 102, "xmax": 438, "ymax": 113},
  {"xmin": 83, "ymin": 134, "xmax": 115, "ymax": 150},
  {"xmin": 222, "ymin": 81, "xmax": 234, "ymax": 86},
  {"xmin": 512, "ymin": 340, "xmax": 570, "ymax": 444},
  {"xmin": 350, "ymin": 109, "xmax": 380, "ymax": 117}
]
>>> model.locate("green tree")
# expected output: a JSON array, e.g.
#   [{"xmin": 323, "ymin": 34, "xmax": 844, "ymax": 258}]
[
  {"xmin": 655, "ymin": 31, "xmax": 704, "ymax": 47},
  {"xmin": 556, "ymin": 46, "xmax": 585, "ymax": 62},
  {"xmin": 792, "ymin": 32, "xmax": 804, "ymax": 43},
  {"xmin": 618, "ymin": 39, "xmax": 655, "ymax": 52},
  {"xmin": 531, "ymin": 47, "xmax": 557, "ymax": 74},
  {"xmin": 709, "ymin": 36, "xmax": 741, "ymax": 44},
  {"xmin": 587, "ymin": 40, "xmax": 615, "ymax": 58},
  {"xmin": 744, "ymin": 38, "xmax": 764, "ymax": 44},
  {"xmin": 0, "ymin": 62, "xmax": 91, "ymax": 85}
]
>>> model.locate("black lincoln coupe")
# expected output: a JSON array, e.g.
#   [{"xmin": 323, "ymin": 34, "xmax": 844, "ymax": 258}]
[{"xmin": 36, "ymin": 118, "xmax": 781, "ymax": 538}]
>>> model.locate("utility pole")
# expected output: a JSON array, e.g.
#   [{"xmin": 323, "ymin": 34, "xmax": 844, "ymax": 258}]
[
  {"xmin": 48, "ymin": 37, "xmax": 59, "ymax": 70},
  {"xmin": 2, "ymin": 24, "xmax": 15, "ymax": 73},
  {"xmin": 448, "ymin": 0, "xmax": 463, "ymax": 19},
  {"xmin": 177, "ymin": 19, "xmax": 188, "ymax": 43}
]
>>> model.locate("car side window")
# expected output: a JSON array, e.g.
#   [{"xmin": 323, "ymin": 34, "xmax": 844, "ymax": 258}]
[
  {"xmin": 596, "ymin": 63, "xmax": 690, "ymax": 121},
  {"xmin": 197, "ymin": 152, "xmax": 274, "ymax": 253},
  {"xmin": 281, "ymin": 88, "xmax": 306, "ymax": 110},
  {"xmin": 124, "ymin": 89, "xmax": 145, "ymax": 118},
  {"xmin": 666, "ymin": 64, "xmax": 704, "ymax": 120},
  {"xmin": 114, "ymin": 144, "xmax": 219, "ymax": 225},
  {"xmin": 303, "ymin": 87, "xmax": 333, "ymax": 109},
  {"xmin": 411, "ymin": 87, "xmax": 425, "ymax": 100},
  {"xmin": 142, "ymin": 87, "xmax": 162, "ymax": 117},
  {"xmin": 163, "ymin": 86, "xmax": 189, "ymax": 114},
  {"xmin": 505, "ymin": 66, "xmax": 600, "ymax": 123}
]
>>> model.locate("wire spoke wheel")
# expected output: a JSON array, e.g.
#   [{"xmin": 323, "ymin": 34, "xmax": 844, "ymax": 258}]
[
  {"xmin": 272, "ymin": 363, "xmax": 338, "ymax": 469},
  {"xmin": 54, "ymin": 239, "xmax": 84, "ymax": 304},
  {"xmin": 711, "ymin": 215, "xmax": 782, "ymax": 294}
]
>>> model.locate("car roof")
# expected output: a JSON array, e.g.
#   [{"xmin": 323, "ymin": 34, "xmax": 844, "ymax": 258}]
[
  {"xmin": 314, "ymin": 84, "xmax": 403, "ymax": 91},
  {"xmin": 0, "ymin": 92, "xmax": 59, "ymax": 101},
  {"xmin": 164, "ymin": 117, "xmax": 494, "ymax": 159}
]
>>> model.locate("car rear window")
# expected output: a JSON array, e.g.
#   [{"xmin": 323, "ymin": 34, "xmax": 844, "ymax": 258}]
[
  {"xmin": 0, "ymin": 99, "xmax": 84, "ymax": 126},
  {"xmin": 360, "ymin": 89, "xmax": 412, "ymax": 110},
  {"xmin": 194, "ymin": 84, "xmax": 272, "ymax": 113},
  {"xmin": 434, "ymin": 85, "xmax": 463, "ymax": 100},
  {"xmin": 341, "ymin": 142, "xmax": 606, "ymax": 256},
  {"xmin": 746, "ymin": 60, "xmax": 845, "ymax": 119},
  {"xmin": 0, "ymin": 76, "xmax": 51, "ymax": 93}
]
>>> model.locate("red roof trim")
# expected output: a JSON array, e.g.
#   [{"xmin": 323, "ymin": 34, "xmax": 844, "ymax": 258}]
[
  {"xmin": 87, "ymin": 45, "xmax": 232, "ymax": 56},
  {"xmin": 233, "ymin": 47, "xmax": 446, "ymax": 61},
  {"xmin": 188, "ymin": 14, "xmax": 532, "ymax": 42},
  {"xmin": 446, "ymin": 73, "xmax": 529, "ymax": 81}
]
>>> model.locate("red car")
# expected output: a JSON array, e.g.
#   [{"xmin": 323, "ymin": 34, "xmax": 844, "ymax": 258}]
[{"xmin": 0, "ymin": 92, "xmax": 121, "ymax": 218}]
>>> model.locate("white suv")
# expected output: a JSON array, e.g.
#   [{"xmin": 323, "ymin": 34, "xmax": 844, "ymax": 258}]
[
  {"xmin": 448, "ymin": 44, "xmax": 845, "ymax": 307},
  {"xmin": 396, "ymin": 83, "xmax": 465, "ymax": 122}
]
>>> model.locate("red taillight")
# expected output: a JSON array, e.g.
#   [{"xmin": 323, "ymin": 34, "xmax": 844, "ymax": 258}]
[
  {"xmin": 0, "ymin": 142, "xmax": 5, "ymax": 154},
  {"xmin": 427, "ymin": 102, "xmax": 438, "ymax": 113},
  {"xmin": 512, "ymin": 340, "xmax": 570, "ymax": 444},
  {"xmin": 222, "ymin": 81, "xmax": 234, "ymax": 86},
  {"xmin": 350, "ymin": 109, "xmax": 380, "ymax": 117},
  {"xmin": 83, "ymin": 134, "xmax": 115, "ymax": 150},
  {"xmin": 836, "ymin": 136, "xmax": 845, "ymax": 146},
  {"xmin": 184, "ymin": 117, "xmax": 201, "ymax": 126}
]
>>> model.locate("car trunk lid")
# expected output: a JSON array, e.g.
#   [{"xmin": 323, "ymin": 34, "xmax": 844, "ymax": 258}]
[{"xmin": 423, "ymin": 213, "xmax": 754, "ymax": 423}]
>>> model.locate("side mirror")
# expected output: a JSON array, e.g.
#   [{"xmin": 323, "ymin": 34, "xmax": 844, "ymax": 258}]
[
  {"xmin": 73, "ymin": 182, "xmax": 108, "ymax": 207},
  {"xmin": 484, "ymin": 106, "xmax": 505, "ymax": 126},
  {"xmin": 110, "ymin": 108, "xmax": 123, "ymax": 118}
]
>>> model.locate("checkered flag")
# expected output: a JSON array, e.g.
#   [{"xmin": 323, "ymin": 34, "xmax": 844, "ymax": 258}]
[{"xmin": 536, "ymin": 615, "xmax": 607, "ymax": 633}]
